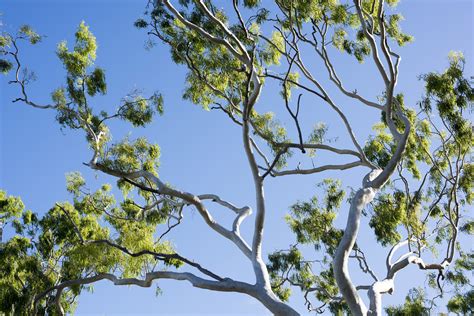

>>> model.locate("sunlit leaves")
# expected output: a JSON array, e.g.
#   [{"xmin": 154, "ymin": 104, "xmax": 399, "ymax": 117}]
[
  {"xmin": 331, "ymin": 4, "xmax": 348, "ymax": 24},
  {"xmin": 119, "ymin": 92, "xmax": 163, "ymax": 127},
  {"xmin": 101, "ymin": 137, "xmax": 161, "ymax": 176},
  {"xmin": 0, "ymin": 35, "xmax": 11, "ymax": 47},
  {"xmin": 18, "ymin": 25, "xmax": 42, "ymax": 44},
  {"xmin": 386, "ymin": 14, "xmax": 413, "ymax": 46},
  {"xmin": 267, "ymin": 179, "xmax": 346, "ymax": 306},
  {"xmin": 122, "ymin": 97, "xmax": 153, "ymax": 126},
  {"xmin": 281, "ymin": 72, "xmax": 299, "ymax": 99},
  {"xmin": 332, "ymin": 28, "xmax": 371, "ymax": 63},
  {"xmin": 51, "ymin": 87, "xmax": 67, "ymax": 107},
  {"xmin": 251, "ymin": 110, "xmax": 292, "ymax": 168},
  {"xmin": 0, "ymin": 190, "xmax": 25, "ymax": 220},
  {"xmin": 421, "ymin": 52, "xmax": 474, "ymax": 141},
  {"xmin": 52, "ymin": 21, "xmax": 109, "ymax": 138},
  {"xmin": 0, "ymin": 192, "xmax": 58, "ymax": 315},
  {"xmin": 385, "ymin": 288, "xmax": 429, "ymax": 316},
  {"xmin": 365, "ymin": 94, "xmax": 432, "ymax": 178},
  {"xmin": 0, "ymin": 34, "xmax": 12, "ymax": 73},
  {"xmin": 286, "ymin": 179, "xmax": 343, "ymax": 250},
  {"xmin": 0, "ymin": 235, "xmax": 46, "ymax": 314},
  {"xmin": 440, "ymin": 251, "xmax": 474, "ymax": 313},
  {"xmin": 307, "ymin": 122, "xmax": 328, "ymax": 157},
  {"xmin": 369, "ymin": 191, "xmax": 405, "ymax": 245},
  {"xmin": 364, "ymin": 122, "xmax": 393, "ymax": 169},
  {"xmin": 57, "ymin": 21, "xmax": 97, "ymax": 77},
  {"xmin": 267, "ymin": 246, "xmax": 302, "ymax": 301},
  {"xmin": 150, "ymin": 91, "xmax": 164, "ymax": 114},
  {"xmin": 261, "ymin": 31, "xmax": 284, "ymax": 65},
  {"xmin": 0, "ymin": 169, "xmax": 180, "ymax": 314},
  {"xmin": 459, "ymin": 163, "xmax": 474, "ymax": 204},
  {"xmin": 447, "ymin": 290, "xmax": 474, "ymax": 314},
  {"xmin": 2, "ymin": 1, "xmax": 472, "ymax": 314},
  {"xmin": 142, "ymin": 2, "xmax": 251, "ymax": 112}
]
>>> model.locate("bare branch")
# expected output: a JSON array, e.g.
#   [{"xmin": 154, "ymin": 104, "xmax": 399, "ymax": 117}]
[
  {"xmin": 271, "ymin": 161, "xmax": 366, "ymax": 177},
  {"xmin": 35, "ymin": 271, "xmax": 256, "ymax": 314},
  {"xmin": 7, "ymin": 37, "xmax": 58, "ymax": 109}
]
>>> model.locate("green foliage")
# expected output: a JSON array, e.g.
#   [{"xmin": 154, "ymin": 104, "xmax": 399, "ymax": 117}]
[
  {"xmin": 85, "ymin": 67, "xmax": 107, "ymax": 96},
  {"xmin": 261, "ymin": 31, "xmax": 284, "ymax": 65},
  {"xmin": 385, "ymin": 14, "xmax": 413, "ymax": 46},
  {"xmin": 0, "ymin": 191, "xmax": 61, "ymax": 315},
  {"xmin": 460, "ymin": 219, "xmax": 474, "ymax": 235},
  {"xmin": 0, "ymin": 190, "xmax": 25, "ymax": 220},
  {"xmin": 134, "ymin": 18, "xmax": 148, "ymax": 29},
  {"xmin": 243, "ymin": 0, "xmax": 260, "ymax": 8},
  {"xmin": 101, "ymin": 137, "xmax": 160, "ymax": 177},
  {"xmin": 251, "ymin": 110, "xmax": 291, "ymax": 169},
  {"xmin": 119, "ymin": 92, "xmax": 164, "ymax": 127},
  {"xmin": 57, "ymin": 21, "xmax": 97, "ymax": 77},
  {"xmin": 0, "ymin": 173, "xmax": 180, "ymax": 314},
  {"xmin": 268, "ymin": 179, "xmax": 346, "ymax": 309},
  {"xmin": 365, "ymin": 116, "xmax": 396, "ymax": 159},
  {"xmin": 252, "ymin": 111, "xmax": 287, "ymax": 144},
  {"xmin": 51, "ymin": 87, "xmax": 67, "ymax": 106},
  {"xmin": 41, "ymin": 21, "xmax": 166, "ymax": 172},
  {"xmin": 459, "ymin": 163, "xmax": 474, "ymax": 204},
  {"xmin": 421, "ymin": 52, "xmax": 474, "ymax": 141},
  {"xmin": 0, "ymin": 59, "xmax": 13, "ymax": 74},
  {"xmin": 446, "ymin": 251, "xmax": 474, "ymax": 315},
  {"xmin": 332, "ymin": 28, "xmax": 371, "ymax": 63},
  {"xmin": 66, "ymin": 171, "xmax": 86, "ymax": 195},
  {"xmin": 0, "ymin": 35, "xmax": 12, "ymax": 47},
  {"xmin": 52, "ymin": 21, "xmax": 105, "ymax": 138},
  {"xmin": 145, "ymin": 3, "xmax": 250, "ymax": 111},
  {"xmin": 2, "ymin": 2, "xmax": 472, "ymax": 314},
  {"xmin": 267, "ymin": 244, "xmax": 348, "ymax": 313},
  {"xmin": 281, "ymin": 72, "xmax": 299, "ymax": 100},
  {"xmin": 307, "ymin": 122, "xmax": 328, "ymax": 157},
  {"xmin": 369, "ymin": 191, "xmax": 405, "ymax": 245},
  {"xmin": 267, "ymin": 52, "xmax": 473, "ymax": 313},
  {"xmin": 385, "ymin": 288, "xmax": 429, "ymax": 316},
  {"xmin": 364, "ymin": 94, "xmax": 431, "ymax": 178},
  {"xmin": 267, "ymin": 246, "xmax": 302, "ymax": 301},
  {"xmin": 443, "ymin": 251, "xmax": 474, "ymax": 314},
  {"xmin": 447, "ymin": 290, "xmax": 474, "ymax": 315},
  {"xmin": 366, "ymin": 63, "xmax": 472, "ymax": 246},
  {"xmin": 19, "ymin": 25, "xmax": 42, "ymax": 44},
  {"xmin": 286, "ymin": 179, "xmax": 343, "ymax": 253}
]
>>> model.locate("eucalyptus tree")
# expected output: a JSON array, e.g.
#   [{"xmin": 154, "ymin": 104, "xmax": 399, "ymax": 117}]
[{"xmin": 1, "ymin": 0, "xmax": 473, "ymax": 315}]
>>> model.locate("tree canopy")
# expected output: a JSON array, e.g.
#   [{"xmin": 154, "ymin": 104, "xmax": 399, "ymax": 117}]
[{"xmin": 1, "ymin": 1, "xmax": 473, "ymax": 315}]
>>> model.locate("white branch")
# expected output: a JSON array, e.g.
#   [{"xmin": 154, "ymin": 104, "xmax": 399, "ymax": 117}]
[
  {"xmin": 271, "ymin": 161, "xmax": 367, "ymax": 177},
  {"xmin": 35, "ymin": 271, "xmax": 256, "ymax": 315},
  {"xmin": 88, "ymin": 163, "xmax": 252, "ymax": 258}
]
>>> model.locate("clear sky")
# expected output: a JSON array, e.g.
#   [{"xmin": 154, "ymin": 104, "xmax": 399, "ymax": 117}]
[{"xmin": 1, "ymin": 0, "xmax": 473, "ymax": 315}]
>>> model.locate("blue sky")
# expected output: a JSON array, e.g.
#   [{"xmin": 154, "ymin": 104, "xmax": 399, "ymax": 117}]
[{"xmin": 1, "ymin": 0, "xmax": 472, "ymax": 315}]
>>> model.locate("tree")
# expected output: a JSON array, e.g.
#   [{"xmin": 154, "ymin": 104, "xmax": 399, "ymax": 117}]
[{"xmin": 0, "ymin": 0, "xmax": 472, "ymax": 315}]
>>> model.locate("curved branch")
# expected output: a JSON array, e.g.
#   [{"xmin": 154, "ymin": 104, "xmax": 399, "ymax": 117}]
[
  {"xmin": 197, "ymin": 194, "xmax": 252, "ymax": 235},
  {"xmin": 270, "ymin": 161, "xmax": 367, "ymax": 177},
  {"xmin": 35, "ymin": 271, "xmax": 256, "ymax": 314},
  {"xmin": 87, "ymin": 163, "xmax": 252, "ymax": 259},
  {"xmin": 276, "ymin": 142, "xmax": 362, "ymax": 158},
  {"xmin": 7, "ymin": 37, "xmax": 57, "ymax": 109}
]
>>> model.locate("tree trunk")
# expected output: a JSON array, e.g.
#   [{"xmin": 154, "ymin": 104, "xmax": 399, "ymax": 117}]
[{"xmin": 333, "ymin": 170, "xmax": 383, "ymax": 316}]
